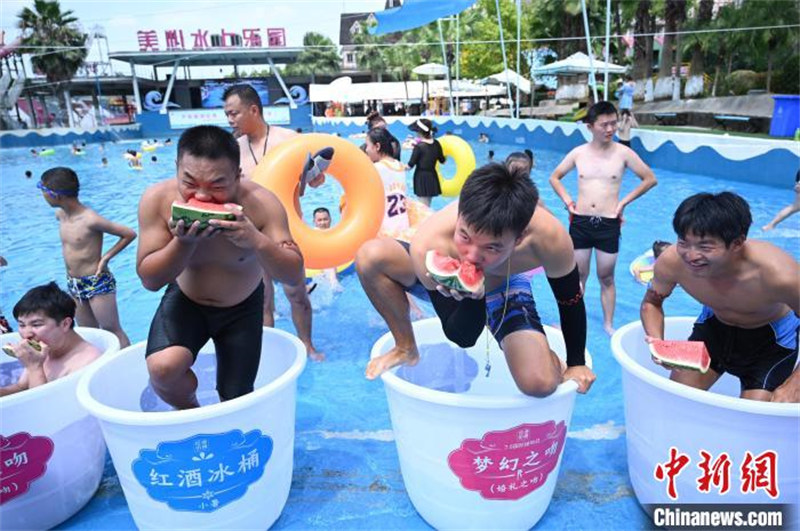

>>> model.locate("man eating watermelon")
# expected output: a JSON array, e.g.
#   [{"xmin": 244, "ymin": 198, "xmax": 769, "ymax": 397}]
[
  {"xmin": 641, "ymin": 192, "xmax": 800, "ymax": 403},
  {"xmin": 356, "ymin": 162, "xmax": 595, "ymax": 397},
  {"xmin": 136, "ymin": 125, "xmax": 304, "ymax": 409}
]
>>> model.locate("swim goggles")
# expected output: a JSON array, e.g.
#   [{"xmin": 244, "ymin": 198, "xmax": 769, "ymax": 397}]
[{"xmin": 37, "ymin": 181, "xmax": 78, "ymax": 198}]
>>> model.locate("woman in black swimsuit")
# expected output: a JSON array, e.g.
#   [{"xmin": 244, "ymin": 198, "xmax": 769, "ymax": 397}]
[{"xmin": 407, "ymin": 118, "xmax": 445, "ymax": 207}]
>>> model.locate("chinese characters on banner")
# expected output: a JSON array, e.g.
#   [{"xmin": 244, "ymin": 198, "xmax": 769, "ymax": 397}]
[
  {"xmin": 448, "ymin": 421, "xmax": 567, "ymax": 501},
  {"xmin": 132, "ymin": 429, "xmax": 273, "ymax": 512},
  {"xmin": 136, "ymin": 28, "xmax": 287, "ymax": 52},
  {"xmin": 0, "ymin": 433, "xmax": 55, "ymax": 504},
  {"xmin": 654, "ymin": 446, "xmax": 779, "ymax": 500}
]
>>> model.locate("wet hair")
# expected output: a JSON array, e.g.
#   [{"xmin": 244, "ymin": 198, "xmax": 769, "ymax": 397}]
[
  {"xmin": 672, "ymin": 192, "xmax": 752, "ymax": 247},
  {"xmin": 585, "ymin": 101, "xmax": 618, "ymax": 124},
  {"xmin": 620, "ymin": 109, "xmax": 632, "ymax": 118},
  {"xmin": 151, "ymin": 156, "xmax": 157, "ymax": 162},
  {"xmin": 652, "ymin": 240, "xmax": 671, "ymax": 258},
  {"xmin": 524, "ymin": 149, "xmax": 534, "ymax": 162},
  {"xmin": 223, "ymin": 83, "xmax": 263, "ymax": 114},
  {"xmin": 13, "ymin": 282, "xmax": 76, "ymax": 328},
  {"xmin": 365, "ymin": 110, "xmax": 386, "ymax": 129},
  {"xmin": 366, "ymin": 127, "xmax": 399, "ymax": 158},
  {"xmin": 313, "ymin": 207, "xmax": 330, "ymax": 217},
  {"xmin": 41, "ymin": 167, "xmax": 80, "ymax": 196},
  {"xmin": 101, "ymin": 157, "xmax": 108, "ymax": 163},
  {"xmin": 458, "ymin": 163, "xmax": 538, "ymax": 237},
  {"xmin": 505, "ymin": 152, "xmax": 533, "ymax": 174},
  {"xmin": 488, "ymin": 150, "xmax": 495, "ymax": 159},
  {"xmin": 295, "ymin": 128, "xmax": 303, "ymax": 133},
  {"xmin": 25, "ymin": 170, "xmax": 32, "ymax": 178},
  {"xmin": 177, "ymin": 125, "xmax": 240, "ymax": 170}
]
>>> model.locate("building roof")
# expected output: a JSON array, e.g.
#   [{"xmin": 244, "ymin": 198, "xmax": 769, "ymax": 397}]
[
  {"xmin": 339, "ymin": 13, "xmax": 374, "ymax": 46},
  {"xmin": 109, "ymin": 47, "xmax": 303, "ymax": 67}
]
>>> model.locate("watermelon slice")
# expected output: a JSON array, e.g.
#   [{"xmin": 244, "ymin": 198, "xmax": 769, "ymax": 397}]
[
  {"xmin": 649, "ymin": 339, "xmax": 711, "ymax": 373},
  {"xmin": 2, "ymin": 339, "xmax": 42, "ymax": 358},
  {"xmin": 425, "ymin": 250, "xmax": 485, "ymax": 294},
  {"xmin": 171, "ymin": 198, "xmax": 243, "ymax": 230}
]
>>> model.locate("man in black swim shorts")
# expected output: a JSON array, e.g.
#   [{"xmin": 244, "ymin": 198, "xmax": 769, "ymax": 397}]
[
  {"xmin": 550, "ymin": 101, "xmax": 657, "ymax": 335},
  {"xmin": 137, "ymin": 126, "xmax": 304, "ymax": 409},
  {"xmin": 357, "ymin": 163, "xmax": 596, "ymax": 398}
]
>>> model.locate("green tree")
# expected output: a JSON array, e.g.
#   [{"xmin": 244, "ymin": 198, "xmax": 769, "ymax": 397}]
[
  {"xmin": 658, "ymin": 0, "xmax": 687, "ymax": 77},
  {"xmin": 285, "ymin": 32, "xmax": 340, "ymax": 83},
  {"xmin": 384, "ymin": 36, "xmax": 421, "ymax": 100},
  {"xmin": 17, "ymin": 0, "xmax": 87, "ymax": 125},
  {"xmin": 352, "ymin": 29, "xmax": 388, "ymax": 82}
]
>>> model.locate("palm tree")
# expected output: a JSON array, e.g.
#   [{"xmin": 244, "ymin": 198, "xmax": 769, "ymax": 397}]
[
  {"xmin": 285, "ymin": 32, "xmax": 340, "ymax": 84},
  {"xmin": 384, "ymin": 38, "xmax": 421, "ymax": 101},
  {"xmin": 17, "ymin": 0, "xmax": 87, "ymax": 127},
  {"xmin": 658, "ymin": 0, "xmax": 687, "ymax": 78},
  {"xmin": 352, "ymin": 30, "xmax": 387, "ymax": 82}
]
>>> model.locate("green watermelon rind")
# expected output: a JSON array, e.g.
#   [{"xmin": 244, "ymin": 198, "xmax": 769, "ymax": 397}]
[
  {"xmin": 171, "ymin": 202, "xmax": 242, "ymax": 230},
  {"xmin": 424, "ymin": 250, "xmax": 484, "ymax": 294},
  {"xmin": 649, "ymin": 341, "xmax": 710, "ymax": 373}
]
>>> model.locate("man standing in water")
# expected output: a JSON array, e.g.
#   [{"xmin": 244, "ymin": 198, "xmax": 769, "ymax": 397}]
[
  {"xmin": 357, "ymin": 163, "xmax": 595, "ymax": 397},
  {"xmin": 549, "ymin": 101, "xmax": 657, "ymax": 335},
  {"xmin": 641, "ymin": 192, "xmax": 800, "ymax": 403},
  {"xmin": 137, "ymin": 125, "xmax": 304, "ymax": 408},
  {"xmin": 223, "ymin": 84, "xmax": 324, "ymax": 361}
]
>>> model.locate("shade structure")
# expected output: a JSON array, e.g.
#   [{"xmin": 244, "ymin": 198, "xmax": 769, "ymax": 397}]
[
  {"xmin": 369, "ymin": 0, "xmax": 476, "ymax": 35},
  {"xmin": 532, "ymin": 52, "xmax": 626, "ymax": 76},
  {"xmin": 481, "ymin": 69, "xmax": 533, "ymax": 94},
  {"xmin": 412, "ymin": 62, "xmax": 449, "ymax": 77}
]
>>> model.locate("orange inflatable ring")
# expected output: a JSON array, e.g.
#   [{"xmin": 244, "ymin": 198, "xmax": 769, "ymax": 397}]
[{"xmin": 252, "ymin": 133, "xmax": 385, "ymax": 270}]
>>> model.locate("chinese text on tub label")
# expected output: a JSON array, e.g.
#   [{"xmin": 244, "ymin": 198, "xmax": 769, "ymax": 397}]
[
  {"xmin": 447, "ymin": 421, "xmax": 567, "ymax": 501},
  {"xmin": 0, "ymin": 432, "xmax": 55, "ymax": 504},
  {"xmin": 132, "ymin": 429, "xmax": 272, "ymax": 512}
]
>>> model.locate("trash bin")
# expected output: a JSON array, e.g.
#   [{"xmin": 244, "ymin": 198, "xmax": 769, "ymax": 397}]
[{"xmin": 769, "ymin": 95, "xmax": 800, "ymax": 137}]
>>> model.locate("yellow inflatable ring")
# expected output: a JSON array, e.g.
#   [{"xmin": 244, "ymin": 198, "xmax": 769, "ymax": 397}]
[
  {"xmin": 252, "ymin": 133, "xmax": 385, "ymax": 270},
  {"xmin": 436, "ymin": 135, "xmax": 476, "ymax": 197},
  {"xmin": 39, "ymin": 148, "xmax": 55, "ymax": 156},
  {"xmin": 142, "ymin": 144, "xmax": 158, "ymax": 152},
  {"xmin": 305, "ymin": 260, "xmax": 355, "ymax": 279}
]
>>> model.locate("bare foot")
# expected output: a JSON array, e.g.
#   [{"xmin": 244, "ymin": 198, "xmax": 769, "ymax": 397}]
[
  {"xmin": 306, "ymin": 345, "xmax": 326, "ymax": 362},
  {"xmin": 366, "ymin": 345, "xmax": 419, "ymax": 380},
  {"xmin": 603, "ymin": 323, "xmax": 616, "ymax": 336},
  {"xmin": 762, "ymin": 224, "xmax": 773, "ymax": 232}
]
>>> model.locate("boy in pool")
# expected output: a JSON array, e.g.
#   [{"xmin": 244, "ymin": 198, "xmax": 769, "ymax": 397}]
[
  {"xmin": 137, "ymin": 125, "xmax": 305, "ymax": 409},
  {"xmin": 0, "ymin": 283, "xmax": 101, "ymax": 397},
  {"xmin": 39, "ymin": 167, "xmax": 135, "ymax": 348},
  {"xmin": 311, "ymin": 207, "xmax": 342, "ymax": 295},
  {"xmin": 550, "ymin": 101, "xmax": 657, "ymax": 335},
  {"xmin": 641, "ymin": 192, "xmax": 800, "ymax": 403},
  {"xmin": 357, "ymin": 163, "xmax": 595, "ymax": 397}
]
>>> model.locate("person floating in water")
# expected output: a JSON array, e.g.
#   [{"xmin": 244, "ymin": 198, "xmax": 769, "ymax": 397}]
[
  {"xmin": 223, "ymin": 83, "xmax": 324, "ymax": 362},
  {"xmin": 762, "ymin": 170, "xmax": 800, "ymax": 232},
  {"xmin": 311, "ymin": 207, "xmax": 342, "ymax": 294},
  {"xmin": 478, "ymin": 133, "xmax": 490, "ymax": 143},
  {"xmin": 137, "ymin": 125, "xmax": 305, "ymax": 409},
  {"xmin": 550, "ymin": 101, "xmax": 657, "ymax": 335},
  {"xmin": 357, "ymin": 163, "xmax": 595, "ymax": 397},
  {"xmin": 0, "ymin": 283, "xmax": 101, "ymax": 397},
  {"xmin": 39, "ymin": 167, "xmax": 135, "ymax": 348},
  {"xmin": 641, "ymin": 192, "xmax": 800, "ymax": 403}
]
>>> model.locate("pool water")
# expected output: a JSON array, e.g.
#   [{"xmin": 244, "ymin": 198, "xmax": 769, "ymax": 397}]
[{"xmin": 0, "ymin": 136, "xmax": 797, "ymax": 530}]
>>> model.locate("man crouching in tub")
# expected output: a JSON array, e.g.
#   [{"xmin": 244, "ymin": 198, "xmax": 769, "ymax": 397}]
[
  {"xmin": 136, "ymin": 125, "xmax": 304, "ymax": 409},
  {"xmin": 357, "ymin": 162, "xmax": 596, "ymax": 397}
]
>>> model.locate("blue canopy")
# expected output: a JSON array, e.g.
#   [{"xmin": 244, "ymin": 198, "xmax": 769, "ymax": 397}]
[{"xmin": 369, "ymin": 0, "xmax": 476, "ymax": 35}]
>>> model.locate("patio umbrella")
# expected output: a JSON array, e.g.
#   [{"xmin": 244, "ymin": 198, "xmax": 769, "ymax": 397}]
[{"xmin": 412, "ymin": 63, "xmax": 449, "ymax": 77}]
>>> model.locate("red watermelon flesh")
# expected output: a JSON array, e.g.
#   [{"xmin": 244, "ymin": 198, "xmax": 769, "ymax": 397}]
[
  {"xmin": 425, "ymin": 250, "xmax": 484, "ymax": 294},
  {"xmin": 649, "ymin": 339, "xmax": 711, "ymax": 373}
]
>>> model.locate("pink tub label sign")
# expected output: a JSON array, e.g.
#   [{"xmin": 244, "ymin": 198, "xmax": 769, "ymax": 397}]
[
  {"xmin": 0, "ymin": 432, "xmax": 55, "ymax": 504},
  {"xmin": 447, "ymin": 421, "xmax": 567, "ymax": 501}
]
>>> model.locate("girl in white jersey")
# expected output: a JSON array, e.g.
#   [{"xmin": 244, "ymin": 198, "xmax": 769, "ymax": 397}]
[{"xmin": 365, "ymin": 127, "xmax": 411, "ymax": 236}]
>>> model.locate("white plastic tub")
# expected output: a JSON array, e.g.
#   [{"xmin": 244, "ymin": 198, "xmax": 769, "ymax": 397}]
[
  {"xmin": 372, "ymin": 318, "xmax": 591, "ymax": 531},
  {"xmin": 0, "ymin": 328, "xmax": 119, "ymax": 531},
  {"xmin": 76, "ymin": 328, "xmax": 306, "ymax": 530},
  {"xmin": 611, "ymin": 317, "xmax": 799, "ymax": 526}
]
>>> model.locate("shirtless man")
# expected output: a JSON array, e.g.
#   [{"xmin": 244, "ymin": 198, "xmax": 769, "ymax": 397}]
[
  {"xmin": 0, "ymin": 283, "xmax": 101, "ymax": 397},
  {"xmin": 137, "ymin": 125, "xmax": 304, "ymax": 409},
  {"xmin": 39, "ymin": 167, "xmax": 136, "ymax": 347},
  {"xmin": 550, "ymin": 101, "xmax": 657, "ymax": 335},
  {"xmin": 641, "ymin": 192, "xmax": 800, "ymax": 403},
  {"xmin": 223, "ymin": 84, "xmax": 324, "ymax": 362},
  {"xmin": 357, "ymin": 163, "xmax": 595, "ymax": 397}
]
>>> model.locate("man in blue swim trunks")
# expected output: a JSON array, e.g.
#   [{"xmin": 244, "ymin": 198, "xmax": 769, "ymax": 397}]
[
  {"xmin": 137, "ymin": 126, "xmax": 304, "ymax": 409},
  {"xmin": 357, "ymin": 163, "xmax": 595, "ymax": 397},
  {"xmin": 641, "ymin": 192, "xmax": 800, "ymax": 403}
]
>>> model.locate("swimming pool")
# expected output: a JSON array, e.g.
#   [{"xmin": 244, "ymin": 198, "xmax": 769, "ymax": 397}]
[{"xmin": 0, "ymin": 135, "xmax": 797, "ymax": 530}]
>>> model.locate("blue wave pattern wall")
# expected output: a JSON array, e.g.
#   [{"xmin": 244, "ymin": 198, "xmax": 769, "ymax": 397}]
[
  {"xmin": 313, "ymin": 116, "xmax": 800, "ymax": 188},
  {"xmin": 0, "ymin": 124, "xmax": 141, "ymax": 149}
]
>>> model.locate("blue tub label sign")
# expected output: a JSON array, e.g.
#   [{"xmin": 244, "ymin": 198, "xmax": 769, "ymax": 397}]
[{"xmin": 132, "ymin": 429, "xmax": 272, "ymax": 512}]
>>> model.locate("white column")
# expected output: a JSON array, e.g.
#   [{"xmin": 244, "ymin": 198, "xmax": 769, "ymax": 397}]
[
  {"xmin": 160, "ymin": 59, "xmax": 182, "ymax": 115},
  {"xmin": 267, "ymin": 56, "xmax": 297, "ymax": 109},
  {"xmin": 130, "ymin": 63, "xmax": 142, "ymax": 114}
]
